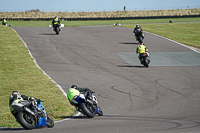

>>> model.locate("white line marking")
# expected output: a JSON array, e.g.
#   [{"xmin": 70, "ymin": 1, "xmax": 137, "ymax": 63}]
[
  {"xmin": 11, "ymin": 28, "xmax": 79, "ymax": 125},
  {"xmin": 144, "ymin": 31, "xmax": 200, "ymax": 53}
]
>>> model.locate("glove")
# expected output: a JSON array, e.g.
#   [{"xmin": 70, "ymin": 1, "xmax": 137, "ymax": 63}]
[{"xmin": 37, "ymin": 99, "xmax": 41, "ymax": 103}]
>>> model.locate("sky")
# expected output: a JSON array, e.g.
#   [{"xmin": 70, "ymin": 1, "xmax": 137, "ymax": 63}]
[{"xmin": 0, "ymin": 0, "xmax": 199, "ymax": 12}]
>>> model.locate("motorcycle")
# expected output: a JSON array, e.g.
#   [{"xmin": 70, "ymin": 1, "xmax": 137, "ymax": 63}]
[
  {"xmin": 136, "ymin": 35, "xmax": 144, "ymax": 44},
  {"xmin": 74, "ymin": 92, "xmax": 103, "ymax": 118},
  {"xmin": 11, "ymin": 100, "xmax": 54, "ymax": 130},
  {"xmin": 139, "ymin": 52, "xmax": 150, "ymax": 67},
  {"xmin": 53, "ymin": 23, "xmax": 61, "ymax": 35},
  {"xmin": 134, "ymin": 28, "xmax": 144, "ymax": 44}
]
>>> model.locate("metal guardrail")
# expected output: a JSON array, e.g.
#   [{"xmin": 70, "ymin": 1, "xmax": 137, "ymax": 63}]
[{"xmin": 0, "ymin": 15, "xmax": 200, "ymax": 21}]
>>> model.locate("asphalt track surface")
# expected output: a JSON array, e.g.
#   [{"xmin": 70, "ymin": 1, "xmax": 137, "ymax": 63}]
[{"xmin": 4, "ymin": 26, "xmax": 200, "ymax": 133}]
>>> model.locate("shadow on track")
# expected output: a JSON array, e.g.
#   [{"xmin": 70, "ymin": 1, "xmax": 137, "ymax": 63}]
[
  {"xmin": 119, "ymin": 42, "xmax": 139, "ymax": 45},
  {"xmin": 118, "ymin": 65, "xmax": 146, "ymax": 68},
  {"xmin": 0, "ymin": 127, "xmax": 24, "ymax": 131},
  {"xmin": 39, "ymin": 33, "xmax": 58, "ymax": 35}
]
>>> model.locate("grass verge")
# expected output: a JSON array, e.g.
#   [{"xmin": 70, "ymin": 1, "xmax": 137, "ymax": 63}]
[
  {"xmin": 122, "ymin": 23, "xmax": 200, "ymax": 49},
  {"xmin": 5, "ymin": 17, "xmax": 200, "ymax": 27},
  {"xmin": 0, "ymin": 25, "xmax": 75, "ymax": 128}
]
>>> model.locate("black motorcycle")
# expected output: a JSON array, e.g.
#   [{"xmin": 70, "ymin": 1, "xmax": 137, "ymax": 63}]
[
  {"xmin": 136, "ymin": 35, "xmax": 144, "ymax": 44},
  {"xmin": 134, "ymin": 28, "xmax": 144, "ymax": 43},
  {"xmin": 53, "ymin": 23, "xmax": 60, "ymax": 35}
]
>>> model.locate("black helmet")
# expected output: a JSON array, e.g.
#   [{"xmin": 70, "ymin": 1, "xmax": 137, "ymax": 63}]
[
  {"xmin": 71, "ymin": 85, "xmax": 78, "ymax": 89},
  {"xmin": 136, "ymin": 24, "xmax": 140, "ymax": 28}
]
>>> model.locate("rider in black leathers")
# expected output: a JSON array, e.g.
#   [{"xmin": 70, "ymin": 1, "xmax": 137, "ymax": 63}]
[{"xmin": 133, "ymin": 24, "xmax": 144, "ymax": 41}]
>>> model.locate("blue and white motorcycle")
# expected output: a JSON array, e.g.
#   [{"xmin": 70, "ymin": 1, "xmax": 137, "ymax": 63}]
[
  {"xmin": 74, "ymin": 92, "xmax": 103, "ymax": 118},
  {"xmin": 11, "ymin": 100, "xmax": 54, "ymax": 130}
]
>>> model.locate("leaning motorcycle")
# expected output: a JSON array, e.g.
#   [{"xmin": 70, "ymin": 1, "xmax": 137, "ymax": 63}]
[
  {"xmin": 11, "ymin": 100, "xmax": 54, "ymax": 130},
  {"xmin": 139, "ymin": 52, "xmax": 150, "ymax": 67},
  {"xmin": 74, "ymin": 92, "xmax": 103, "ymax": 118}
]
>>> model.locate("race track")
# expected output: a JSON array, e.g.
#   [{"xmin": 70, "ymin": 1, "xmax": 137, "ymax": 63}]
[{"xmin": 6, "ymin": 26, "xmax": 200, "ymax": 133}]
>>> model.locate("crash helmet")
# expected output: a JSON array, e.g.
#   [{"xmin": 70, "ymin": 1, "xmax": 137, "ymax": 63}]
[
  {"xmin": 136, "ymin": 24, "xmax": 140, "ymax": 28},
  {"xmin": 71, "ymin": 85, "xmax": 78, "ymax": 89},
  {"xmin": 12, "ymin": 91, "xmax": 21, "ymax": 96},
  {"xmin": 55, "ymin": 16, "xmax": 59, "ymax": 19}
]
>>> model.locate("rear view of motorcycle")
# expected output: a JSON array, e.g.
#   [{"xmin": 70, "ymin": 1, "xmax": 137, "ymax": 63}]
[
  {"xmin": 11, "ymin": 100, "xmax": 54, "ymax": 130},
  {"xmin": 74, "ymin": 91, "xmax": 103, "ymax": 118},
  {"xmin": 136, "ymin": 35, "xmax": 144, "ymax": 44},
  {"xmin": 140, "ymin": 52, "xmax": 150, "ymax": 67}
]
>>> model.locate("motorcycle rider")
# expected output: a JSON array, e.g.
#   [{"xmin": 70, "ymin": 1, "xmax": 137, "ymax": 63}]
[
  {"xmin": 136, "ymin": 43, "xmax": 149, "ymax": 64},
  {"xmin": 2, "ymin": 19, "xmax": 7, "ymax": 26},
  {"xmin": 67, "ymin": 85, "xmax": 93, "ymax": 110},
  {"xmin": 9, "ymin": 91, "xmax": 42, "ymax": 119},
  {"xmin": 52, "ymin": 16, "xmax": 61, "ymax": 31},
  {"xmin": 133, "ymin": 24, "xmax": 144, "ymax": 41}
]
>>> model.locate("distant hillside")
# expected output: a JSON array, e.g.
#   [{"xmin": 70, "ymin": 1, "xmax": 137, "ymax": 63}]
[{"xmin": 0, "ymin": 8, "xmax": 199, "ymax": 19}]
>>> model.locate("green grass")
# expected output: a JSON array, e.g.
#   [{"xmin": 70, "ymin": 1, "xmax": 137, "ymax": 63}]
[
  {"xmin": 0, "ymin": 25, "xmax": 75, "ymax": 128},
  {"xmin": 123, "ymin": 23, "xmax": 200, "ymax": 49},
  {"xmin": 5, "ymin": 17, "xmax": 200, "ymax": 27}
]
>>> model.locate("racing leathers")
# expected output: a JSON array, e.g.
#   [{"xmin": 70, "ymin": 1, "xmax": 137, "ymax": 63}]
[
  {"xmin": 52, "ymin": 17, "xmax": 61, "ymax": 31},
  {"xmin": 2, "ymin": 19, "xmax": 7, "ymax": 25},
  {"xmin": 136, "ymin": 43, "xmax": 149, "ymax": 63},
  {"xmin": 67, "ymin": 86, "xmax": 92, "ymax": 108},
  {"xmin": 9, "ymin": 91, "xmax": 41, "ymax": 119},
  {"xmin": 133, "ymin": 25, "xmax": 144, "ymax": 40}
]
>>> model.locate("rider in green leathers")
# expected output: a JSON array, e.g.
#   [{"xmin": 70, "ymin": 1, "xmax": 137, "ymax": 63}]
[
  {"xmin": 136, "ymin": 43, "xmax": 149, "ymax": 64},
  {"xmin": 2, "ymin": 19, "xmax": 7, "ymax": 25},
  {"xmin": 67, "ymin": 85, "xmax": 93, "ymax": 110}
]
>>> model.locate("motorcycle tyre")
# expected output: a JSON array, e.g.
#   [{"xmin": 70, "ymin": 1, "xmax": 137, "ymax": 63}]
[
  {"xmin": 79, "ymin": 102, "xmax": 95, "ymax": 118},
  {"xmin": 55, "ymin": 27, "xmax": 59, "ymax": 35},
  {"xmin": 17, "ymin": 112, "xmax": 35, "ymax": 130},
  {"xmin": 97, "ymin": 106, "xmax": 103, "ymax": 116},
  {"xmin": 47, "ymin": 115, "xmax": 54, "ymax": 128},
  {"xmin": 138, "ymin": 36, "xmax": 143, "ymax": 44},
  {"xmin": 143, "ymin": 57, "xmax": 149, "ymax": 67}
]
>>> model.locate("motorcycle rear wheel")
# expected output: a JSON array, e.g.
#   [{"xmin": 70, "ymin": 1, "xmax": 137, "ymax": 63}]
[
  {"xmin": 17, "ymin": 112, "xmax": 35, "ymax": 130},
  {"xmin": 80, "ymin": 102, "xmax": 95, "ymax": 118},
  {"xmin": 143, "ymin": 57, "xmax": 149, "ymax": 67}
]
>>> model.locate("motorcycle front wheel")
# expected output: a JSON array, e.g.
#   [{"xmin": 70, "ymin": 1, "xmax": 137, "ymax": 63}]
[
  {"xmin": 17, "ymin": 112, "xmax": 35, "ymax": 130},
  {"xmin": 47, "ymin": 114, "xmax": 54, "ymax": 128},
  {"xmin": 97, "ymin": 106, "xmax": 103, "ymax": 116},
  {"xmin": 55, "ymin": 27, "xmax": 59, "ymax": 35}
]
